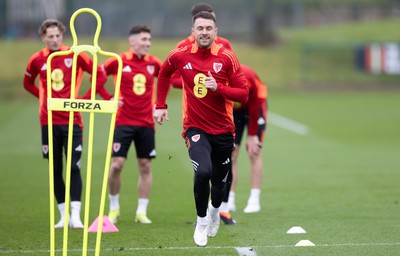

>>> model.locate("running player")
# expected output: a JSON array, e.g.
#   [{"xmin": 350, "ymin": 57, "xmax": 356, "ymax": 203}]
[
  {"xmin": 171, "ymin": 2, "xmax": 237, "ymax": 225},
  {"xmin": 153, "ymin": 11, "xmax": 248, "ymax": 247}
]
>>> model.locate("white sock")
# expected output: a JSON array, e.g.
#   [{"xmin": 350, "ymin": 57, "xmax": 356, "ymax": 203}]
[
  {"xmin": 208, "ymin": 202, "xmax": 219, "ymax": 222},
  {"xmin": 71, "ymin": 201, "xmax": 81, "ymax": 220},
  {"xmin": 136, "ymin": 198, "xmax": 149, "ymax": 215},
  {"xmin": 196, "ymin": 216, "xmax": 208, "ymax": 231},
  {"xmin": 109, "ymin": 194, "xmax": 120, "ymax": 211},
  {"xmin": 229, "ymin": 191, "xmax": 235, "ymax": 202},
  {"xmin": 248, "ymin": 188, "xmax": 261, "ymax": 203},
  {"xmin": 58, "ymin": 202, "xmax": 66, "ymax": 219},
  {"xmin": 219, "ymin": 202, "xmax": 229, "ymax": 213}
]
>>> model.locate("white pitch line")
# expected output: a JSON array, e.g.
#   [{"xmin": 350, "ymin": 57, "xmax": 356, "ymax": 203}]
[
  {"xmin": 268, "ymin": 112, "xmax": 309, "ymax": 135},
  {"xmin": 1, "ymin": 242, "xmax": 400, "ymax": 254}
]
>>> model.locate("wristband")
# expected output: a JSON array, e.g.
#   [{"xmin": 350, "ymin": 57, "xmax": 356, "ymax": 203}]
[{"xmin": 155, "ymin": 104, "xmax": 168, "ymax": 109}]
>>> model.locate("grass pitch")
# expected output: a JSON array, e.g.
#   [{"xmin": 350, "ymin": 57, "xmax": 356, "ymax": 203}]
[{"xmin": 0, "ymin": 89, "xmax": 399, "ymax": 255}]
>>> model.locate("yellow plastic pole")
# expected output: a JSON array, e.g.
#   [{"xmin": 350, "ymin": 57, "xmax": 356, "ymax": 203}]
[{"xmin": 47, "ymin": 7, "xmax": 122, "ymax": 256}]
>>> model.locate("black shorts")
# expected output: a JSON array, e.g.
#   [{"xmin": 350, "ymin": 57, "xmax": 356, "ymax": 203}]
[
  {"xmin": 184, "ymin": 127, "xmax": 234, "ymax": 176},
  {"xmin": 41, "ymin": 124, "xmax": 83, "ymax": 163},
  {"xmin": 234, "ymin": 106, "xmax": 267, "ymax": 145},
  {"xmin": 112, "ymin": 125, "xmax": 156, "ymax": 159}
]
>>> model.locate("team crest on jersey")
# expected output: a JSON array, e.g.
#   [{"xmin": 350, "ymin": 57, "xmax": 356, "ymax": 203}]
[
  {"xmin": 191, "ymin": 134, "xmax": 201, "ymax": 142},
  {"xmin": 113, "ymin": 143, "xmax": 121, "ymax": 152},
  {"xmin": 42, "ymin": 145, "xmax": 49, "ymax": 154},
  {"xmin": 213, "ymin": 63, "xmax": 223, "ymax": 73},
  {"xmin": 147, "ymin": 65, "xmax": 155, "ymax": 75},
  {"xmin": 64, "ymin": 58, "xmax": 73, "ymax": 68}
]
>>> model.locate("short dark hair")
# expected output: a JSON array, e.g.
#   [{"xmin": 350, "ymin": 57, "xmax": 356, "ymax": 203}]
[
  {"xmin": 192, "ymin": 11, "xmax": 216, "ymax": 25},
  {"xmin": 191, "ymin": 3, "xmax": 214, "ymax": 17},
  {"xmin": 129, "ymin": 25, "xmax": 151, "ymax": 36},
  {"xmin": 38, "ymin": 19, "xmax": 65, "ymax": 36}
]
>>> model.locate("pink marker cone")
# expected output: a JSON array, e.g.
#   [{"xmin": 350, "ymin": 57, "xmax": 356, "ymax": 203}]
[{"xmin": 88, "ymin": 216, "xmax": 119, "ymax": 233}]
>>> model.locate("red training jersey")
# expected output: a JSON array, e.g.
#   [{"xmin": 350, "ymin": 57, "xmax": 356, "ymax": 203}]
[
  {"xmin": 156, "ymin": 42, "xmax": 248, "ymax": 136},
  {"xmin": 236, "ymin": 64, "xmax": 268, "ymax": 136},
  {"xmin": 171, "ymin": 35, "xmax": 234, "ymax": 88},
  {"xmin": 101, "ymin": 50, "xmax": 162, "ymax": 128},
  {"xmin": 23, "ymin": 44, "xmax": 107, "ymax": 128}
]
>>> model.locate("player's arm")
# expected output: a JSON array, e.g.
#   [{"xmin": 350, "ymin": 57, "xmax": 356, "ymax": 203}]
[
  {"xmin": 247, "ymin": 75, "xmax": 261, "ymax": 136},
  {"xmin": 213, "ymin": 72, "xmax": 248, "ymax": 103},
  {"xmin": 211, "ymin": 66, "xmax": 247, "ymax": 103},
  {"xmin": 96, "ymin": 57, "xmax": 118, "ymax": 100},
  {"xmin": 213, "ymin": 50, "xmax": 248, "ymax": 102},
  {"xmin": 154, "ymin": 52, "xmax": 179, "ymax": 124},
  {"xmin": 23, "ymin": 56, "xmax": 40, "ymax": 98},
  {"xmin": 245, "ymin": 87, "xmax": 262, "ymax": 155},
  {"xmin": 170, "ymin": 71, "xmax": 183, "ymax": 89},
  {"xmin": 247, "ymin": 70, "xmax": 267, "ymax": 156},
  {"xmin": 78, "ymin": 53, "xmax": 112, "ymax": 100},
  {"xmin": 95, "ymin": 67, "xmax": 113, "ymax": 100}
]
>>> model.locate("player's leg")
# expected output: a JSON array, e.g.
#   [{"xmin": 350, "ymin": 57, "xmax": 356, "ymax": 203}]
[
  {"xmin": 243, "ymin": 148, "xmax": 263, "ymax": 213},
  {"xmin": 43, "ymin": 125, "xmax": 67, "ymax": 228},
  {"xmin": 185, "ymin": 128, "xmax": 212, "ymax": 247},
  {"xmin": 107, "ymin": 156, "xmax": 126, "ymax": 223},
  {"xmin": 219, "ymin": 163, "xmax": 236, "ymax": 224},
  {"xmin": 134, "ymin": 158, "xmax": 152, "ymax": 223},
  {"xmin": 64, "ymin": 124, "xmax": 83, "ymax": 228},
  {"xmin": 107, "ymin": 126, "xmax": 131, "ymax": 223},
  {"xmin": 209, "ymin": 132, "xmax": 235, "ymax": 236},
  {"xmin": 134, "ymin": 127, "xmax": 156, "ymax": 224},
  {"xmin": 229, "ymin": 143, "xmax": 240, "ymax": 211},
  {"xmin": 244, "ymin": 104, "xmax": 267, "ymax": 213},
  {"xmin": 219, "ymin": 144, "xmax": 238, "ymax": 225},
  {"xmin": 225, "ymin": 110, "xmax": 246, "ymax": 214}
]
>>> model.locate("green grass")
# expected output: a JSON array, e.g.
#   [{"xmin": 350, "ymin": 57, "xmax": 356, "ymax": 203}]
[
  {"xmin": 1, "ymin": 89, "xmax": 400, "ymax": 255},
  {"xmin": 1, "ymin": 17, "xmax": 400, "ymax": 255}
]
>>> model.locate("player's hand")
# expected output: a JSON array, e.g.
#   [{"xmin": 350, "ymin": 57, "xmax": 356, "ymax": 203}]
[
  {"xmin": 153, "ymin": 109, "xmax": 169, "ymax": 125},
  {"xmin": 110, "ymin": 96, "xmax": 124, "ymax": 108},
  {"xmin": 205, "ymin": 71, "xmax": 217, "ymax": 92},
  {"xmin": 246, "ymin": 135, "xmax": 262, "ymax": 156}
]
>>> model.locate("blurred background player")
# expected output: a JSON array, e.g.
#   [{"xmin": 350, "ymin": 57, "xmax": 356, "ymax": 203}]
[
  {"xmin": 228, "ymin": 64, "xmax": 268, "ymax": 213},
  {"xmin": 98, "ymin": 25, "xmax": 162, "ymax": 224},
  {"xmin": 153, "ymin": 11, "xmax": 248, "ymax": 247},
  {"xmin": 23, "ymin": 19, "xmax": 107, "ymax": 228}
]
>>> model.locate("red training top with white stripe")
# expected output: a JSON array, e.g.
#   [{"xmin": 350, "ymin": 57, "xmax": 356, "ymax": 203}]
[
  {"xmin": 102, "ymin": 50, "xmax": 162, "ymax": 128},
  {"xmin": 156, "ymin": 42, "xmax": 248, "ymax": 136},
  {"xmin": 171, "ymin": 35, "xmax": 234, "ymax": 88},
  {"xmin": 23, "ymin": 44, "xmax": 107, "ymax": 128}
]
